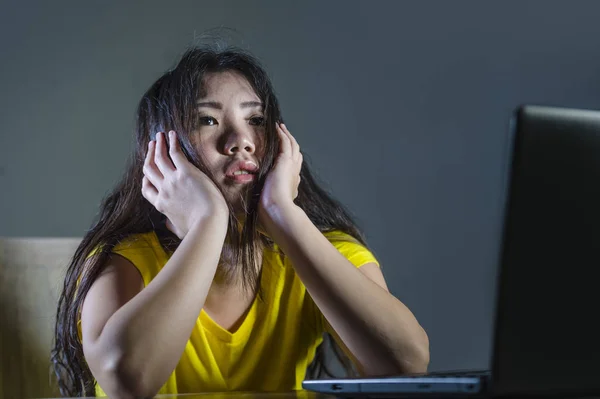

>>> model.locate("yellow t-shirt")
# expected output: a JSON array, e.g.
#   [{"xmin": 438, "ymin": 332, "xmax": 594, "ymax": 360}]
[{"xmin": 92, "ymin": 230, "xmax": 378, "ymax": 396}]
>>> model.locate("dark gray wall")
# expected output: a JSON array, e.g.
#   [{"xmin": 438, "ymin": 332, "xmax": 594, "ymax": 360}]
[{"xmin": 2, "ymin": 0, "xmax": 599, "ymax": 372}]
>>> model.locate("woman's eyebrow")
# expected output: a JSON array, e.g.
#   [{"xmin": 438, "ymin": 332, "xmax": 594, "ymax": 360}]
[
  {"xmin": 240, "ymin": 101, "xmax": 263, "ymax": 109},
  {"xmin": 196, "ymin": 101, "xmax": 263, "ymax": 109}
]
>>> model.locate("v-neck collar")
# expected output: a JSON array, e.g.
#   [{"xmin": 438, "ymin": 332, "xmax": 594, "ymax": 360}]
[
  {"xmin": 153, "ymin": 231, "xmax": 278, "ymax": 344},
  {"xmin": 199, "ymin": 254, "xmax": 275, "ymax": 344}
]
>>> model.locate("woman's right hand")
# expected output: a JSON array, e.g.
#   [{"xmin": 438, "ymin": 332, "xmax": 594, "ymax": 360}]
[{"xmin": 142, "ymin": 130, "xmax": 228, "ymax": 239}]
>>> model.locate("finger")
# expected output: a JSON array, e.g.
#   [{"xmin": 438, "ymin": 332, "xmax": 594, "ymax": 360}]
[
  {"xmin": 141, "ymin": 175, "xmax": 159, "ymax": 204},
  {"xmin": 280, "ymin": 123, "xmax": 300, "ymax": 160},
  {"xmin": 143, "ymin": 140, "xmax": 163, "ymax": 187},
  {"xmin": 168, "ymin": 130, "xmax": 188, "ymax": 170},
  {"xmin": 276, "ymin": 123, "xmax": 292, "ymax": 156},
  {"xmin": 281, "ymin": 124, "xmax": 302, "ymax": 167},
  {"xmin": 154, "ymin": 131, "xmax": 176, "ymax": 175}
]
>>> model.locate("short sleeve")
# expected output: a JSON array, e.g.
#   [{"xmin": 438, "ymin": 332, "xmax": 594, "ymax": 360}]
[
  {"xmin": 323, "ymin": 231, "xmax": 380, "ymax": 268},
  {"xmin": 110, "ymin": 232, "xmax": 167, "ymax": 287},
  {"xmin": 311, "ymin": 231, "xmax": 380, "ymax": 337},
  {"xmin": 83, "ymin": 231, "xmax": 166, "ymax": 288},
  {"xmin": 77, "ymin": 231, "xmax": 166, "ymax": 340}
]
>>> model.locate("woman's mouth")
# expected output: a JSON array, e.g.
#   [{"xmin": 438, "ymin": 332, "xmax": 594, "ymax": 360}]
[
  {"xmin": 225, "ymin": 159, "xmax": 259, "ymax": 184},
  {"xmin": 226, "ymin": 170, "xmax": 256, "ymax": 183}
]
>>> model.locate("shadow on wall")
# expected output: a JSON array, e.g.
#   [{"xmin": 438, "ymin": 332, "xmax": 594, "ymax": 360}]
[{"xmin": 0, "ymin": 237, "xmax": 80, "ymax": 398}]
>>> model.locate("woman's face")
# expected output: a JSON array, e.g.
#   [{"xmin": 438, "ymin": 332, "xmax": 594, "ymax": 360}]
[{"xmin": 191, "ymin": 71, "xmax": 266, "ymax": 215}]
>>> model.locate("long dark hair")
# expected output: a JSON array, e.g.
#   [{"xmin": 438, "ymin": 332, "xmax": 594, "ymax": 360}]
[{"xmin": 51, "ymin": 45, "xmax": 368, "ymax": 396}]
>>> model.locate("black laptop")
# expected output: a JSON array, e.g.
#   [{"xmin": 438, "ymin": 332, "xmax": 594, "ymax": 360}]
[{"xmin": 303, "ymin": 105, "xmax": 600, "ymax": 397}]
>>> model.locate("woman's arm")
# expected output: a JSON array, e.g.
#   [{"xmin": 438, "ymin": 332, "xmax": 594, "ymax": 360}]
[
  {"xmin": 261, "ymin": 203, "xmax": 430, "ymax": 376},
  {"xmin": 81, "ymin": 212, "xmax": 228, "ymax": 398},
  {"xmin": 259, "ymin": 123, "xmax": 429, "ymax": 376}
]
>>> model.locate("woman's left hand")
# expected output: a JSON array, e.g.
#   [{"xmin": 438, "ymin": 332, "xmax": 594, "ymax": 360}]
[{"xmin": 258, "ymin": 123, "xmax": 303, "ymax": 223}]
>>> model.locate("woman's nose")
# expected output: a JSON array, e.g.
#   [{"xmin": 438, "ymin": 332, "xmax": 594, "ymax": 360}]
[{"xmin": 223, "ymin": 128, "xmax": 256, "ymax": 155}]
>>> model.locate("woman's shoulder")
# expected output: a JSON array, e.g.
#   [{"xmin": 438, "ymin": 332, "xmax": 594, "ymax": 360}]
[
  {"xmin": 112, "ymin": 231, "xmax": 162, "ymax": 253},
  {"xmin": 323, "ymin": 229, "xmax": 380, "ymax": 268},
  {"xmin": 87, "ymin": 231, "xmax": 166, "ymax": 286},
  {"xmin": 87, "ymin": 231, "xmax": 161, "ymax": 257},
  {"xmin": 268, "ymin": 229, "xmax": 379, "ymax": 269},
  {"xmin": 322, "ymin": 229, "xmax": 361, "ymax": 243},
  {"xmin": 113, "ymin": 231, "xmax": 167, "ymax": 284}
]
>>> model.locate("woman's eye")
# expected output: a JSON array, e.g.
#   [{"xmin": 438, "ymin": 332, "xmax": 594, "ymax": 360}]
[
  {"xmin": 198, "ymin": 116, "xmax": 217, "ymax": 126},
  {"xmin": 249, "ymin": 116, "xmax": 265, "ymax": 126}
]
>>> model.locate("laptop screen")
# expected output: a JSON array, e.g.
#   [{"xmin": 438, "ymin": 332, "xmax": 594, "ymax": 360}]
[{"xmin": 491, "ymin": 106, "xmax": 600, "ymax": 396}]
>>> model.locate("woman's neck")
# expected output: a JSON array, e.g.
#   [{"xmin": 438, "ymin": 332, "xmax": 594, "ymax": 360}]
[{"xmin": 213, "ymin": 240, "xmax": 265, "ymax": 291}]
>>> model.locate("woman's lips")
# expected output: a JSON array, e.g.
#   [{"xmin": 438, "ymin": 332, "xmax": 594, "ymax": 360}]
[
  {"xmin": 224, "ymin": 159, "xmax": 259, "ymax": 184},
  {"xmin": 226, "ymin": 173, "xmax": 256, "ymax": 183}
]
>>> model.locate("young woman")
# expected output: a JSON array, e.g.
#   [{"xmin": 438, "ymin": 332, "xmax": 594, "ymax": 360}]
[{"xmin": 52, "ymin": 46, "xmax": 429, "ymax": 398}]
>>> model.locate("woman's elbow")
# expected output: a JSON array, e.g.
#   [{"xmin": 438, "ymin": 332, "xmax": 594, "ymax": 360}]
[
  {"xmin": 89, "ymin": 349, "xmax": 160, "ymax": 399},
  {"xmin": 402, "ymin": 330, "xmax": 430, "ymax": 374}
]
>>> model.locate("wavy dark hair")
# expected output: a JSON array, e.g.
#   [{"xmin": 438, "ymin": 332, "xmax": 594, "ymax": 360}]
[{"xmin": 51, "ymin": 45, "xmax": 369, "ymax": 396}]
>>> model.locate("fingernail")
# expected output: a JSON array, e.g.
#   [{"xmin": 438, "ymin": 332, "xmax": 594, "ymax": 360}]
[{"xmin": 169, "ymin": 130, "xmax": 175, "ymax": 137}]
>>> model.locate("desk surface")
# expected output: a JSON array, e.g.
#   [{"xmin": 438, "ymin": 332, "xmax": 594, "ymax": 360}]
[
  {"xmin": 47, "ymin": 391, "xmax": 334, "ymax": 399},
  {"xmin": 45, "ymin": 393, "xmax": 600, "ymax": 399}
]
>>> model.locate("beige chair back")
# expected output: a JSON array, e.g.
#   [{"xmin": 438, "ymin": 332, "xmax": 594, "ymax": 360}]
[{"xmin": 0, "ymin": 237, "xmax": 80, "ymax": 398}]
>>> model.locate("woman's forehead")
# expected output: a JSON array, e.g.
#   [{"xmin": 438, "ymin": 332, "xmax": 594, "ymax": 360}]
[{"xmin": 199, "ymin": 71, "xmax": 260, "ymax": 102}]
